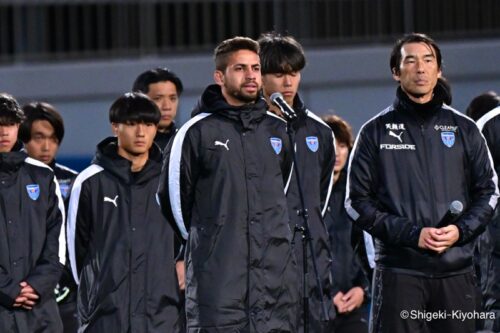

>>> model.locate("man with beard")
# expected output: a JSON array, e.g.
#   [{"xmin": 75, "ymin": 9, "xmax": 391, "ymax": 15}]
[
  {"xmin": 67, "ymin": 93, "xmax": 183, "ymax": 332},
  {"xmin": 258, "ymin": 31, "xmax": 336, "ymax": 332},
  {"xmin": 158, "ymin": 36, "xmax": 299, "ymax": 332}
]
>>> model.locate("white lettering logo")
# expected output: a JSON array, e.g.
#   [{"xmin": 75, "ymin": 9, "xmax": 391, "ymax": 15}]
[
  {"xmin": 380, "ymin": 144, "xmax": 416, "ymax": 150},
  {"xmin": 104, "ymin": 195, "xmax": 119, "ymax": 207},
  {"xmin": 215, "ymin": 139, "xmax": 229, "ymax": 151},
  {"xmin": 389, "ymin": 130, "xmax": 404, "ymax": 143}
]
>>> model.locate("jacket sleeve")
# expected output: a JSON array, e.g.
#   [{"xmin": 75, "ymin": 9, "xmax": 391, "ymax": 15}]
[
  {"xmin": 25, "ymin": 175, "xmax": 64, "ymax": 300},
  {"xmin": 345, "ymin": 125, "xmax": 422, "ymax": 247},
  {"xmin": 452, "ymin": 125, "xmax": 499, "ymax": 245},
  {"xmin": 66, "ymin": 173, "xmax": 94, "ymax": 285},
  {"xmin": 0, "ymin": 271, "xmax": 21, "ymax": 308},
  {"xmin": 158, "ymin": 126, "xmax": 200, "ymax": 241},
  {"xmin": 320, "ymin": 128, "xmax": 335, "ymax": 217}
]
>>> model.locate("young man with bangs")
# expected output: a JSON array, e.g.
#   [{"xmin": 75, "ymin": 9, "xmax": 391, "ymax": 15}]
[
  {"xmin": 258, "ymin": 31, "xmax": 336, "ymax": 332},
  {"xmin": 67, "ymin": 92, "xmax": 183, "ymax": 332},
  {"xmin": 158, "ymin": 36, "xmax": 299, "ymax": 332},
  {"xmin": 0, "ymin": 93, "xmax": 65, "ymax": 332},
  {"xmin": 19, "ymin": 101, "xmax": 79, "ymax": 333},
  {"xmin": 132, "ymin": 67, "xmax": 183, "ymax": 150},
  {"xmin": 345, "ymin": 33, "xmax": 499, "ymax": 333}
]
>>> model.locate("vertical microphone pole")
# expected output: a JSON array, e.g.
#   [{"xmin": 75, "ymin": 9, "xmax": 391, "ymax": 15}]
[{"xmin": 271, "ymin": 93, "xmax": 329, "ymax": 332}]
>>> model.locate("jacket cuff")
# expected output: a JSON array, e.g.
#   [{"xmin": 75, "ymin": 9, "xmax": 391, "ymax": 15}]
[
  {"xmin": 403, "ymin": 225, "xmax": 422, "ymax": 248},
  {"xmin": 0, "ymin": 284, "xmax": 22, "ymax": 308}
]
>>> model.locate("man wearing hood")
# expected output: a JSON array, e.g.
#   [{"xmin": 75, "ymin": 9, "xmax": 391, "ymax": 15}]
[
  {"xmin": 158, "ymin": 36, "xmax": 299, "ymax": 332},
  {"xmin": 0, "ymin": 93, "xmax": 65, "ymax": 332},
  {"xmin": 258, "ymin": 31, "xmax": 336, "ymax": 332},
  {"xmin": 345, "ymin": 33, "xmax": 499, "ymax": 333},
  {"xmin": 67, "ymin": 92, "xmax": 183, "ymax": 332}
]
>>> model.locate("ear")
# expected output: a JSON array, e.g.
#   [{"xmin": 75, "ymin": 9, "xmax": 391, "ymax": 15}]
[
  {"xmin": 214, "ymin": 70, "xmax": 224, "ymax": 85},
  {"xmin": 111, "ymin": 122, "xmax": 119, "ymax": 136},
  {"xmin": 391, "ymin": 67, "xmax": 400, "ymax": 82},
  {"xmin": 437, "ymin": 68, "xmax": 442, "ymax": 79}
]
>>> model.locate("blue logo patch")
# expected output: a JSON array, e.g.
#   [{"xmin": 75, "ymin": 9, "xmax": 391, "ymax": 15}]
[
  {"xmin": 441, "ymin": 131, "xmax": 455, "ymax": 148},
  {"xmin": 59, "ymin": 183, "xmax": 70, "ymax": 199},
  {"xmin": 306, "ymin": 136, "xmax": 319, "ymax": 152},
  {"xmin": 26, "ymin": 184, "xmax": 40, "ymax": 201},
  {"xmin": 270, "ymin": 137, "xmax": 282, "ymax": 154}
]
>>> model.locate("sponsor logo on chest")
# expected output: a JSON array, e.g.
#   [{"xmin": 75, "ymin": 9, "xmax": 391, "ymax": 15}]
[
  {"xmin": 381, "ymin": 123, "xmax": 416, "ymax": 150},
  {"xmin": 434, "ymin": 125, "xmax": 458, "ymax": 148}
]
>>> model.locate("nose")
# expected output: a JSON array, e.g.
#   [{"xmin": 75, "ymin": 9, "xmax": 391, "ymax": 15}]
[
  {"xmin": 283, "ymin": 75, "xmax": 292, "ymax": 86},
  {"xmin": 161, "ymin": 99, "xmax": 171, "ymax": 110},
  {"xmin": 136, "ymin": 124, "xmax": 145, "ymax": 136},
  {"xmin": 42, "ymin": 138, "xmax": 50, "ymax": 150}
]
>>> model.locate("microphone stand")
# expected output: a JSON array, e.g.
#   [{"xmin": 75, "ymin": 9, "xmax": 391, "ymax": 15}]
[{"xmin": 286, "ymin": 119, "xmax": 329, "ymax": 333}]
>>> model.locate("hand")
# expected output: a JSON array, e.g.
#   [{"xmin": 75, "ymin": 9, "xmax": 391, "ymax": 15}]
[
  {"xmin": 333, "ymin": 291, "xmax": 346, "ymax": 313},
  {"xmin": 176, "ymin": 260, "xmax": 185, "ymax": 291},
  {"xmin": 418, "ymin": 225, "xmax": 460, "ymax": 253},
  {"xmin": 342, "ymin": 287, "xmax": 365, "ymax": 312},
  {"xmin": 13, "ymin": 282, "xmax": 39, "ymax": 310}
]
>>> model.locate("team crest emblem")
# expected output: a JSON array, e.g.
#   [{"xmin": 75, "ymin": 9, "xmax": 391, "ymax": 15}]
[
  {"xmin": 26, "ymin": 184, "xmax": 40, "ymax": 201},
  {"xmin": 441, "ymin": 131, "xmax": 455, "ymax": 148},
  {"xmin": 306, "ymin": 136, "xmax": 319, "ymax": 152},
  {"xmin": 59, "ymin": 183, "xmax": 70, "ymax": 199},
  {"xmin": 270, "ymin": 137, "xmax": 282, "ymax": 154}
]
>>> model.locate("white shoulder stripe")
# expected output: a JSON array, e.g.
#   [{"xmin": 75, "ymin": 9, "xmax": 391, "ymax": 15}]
[
  {"xmin": 168, "ymin": 112, "xmax": 213, "ymax": 240},
  {"xmin": 25, "ymin": 157, "xmax": 53, "ymax": 171},
  {"xmin": 477, "ymin": 106, "xmax": 500, "ymax": 131},
  {"xmin": 67, "ymin": 164, "xmax": 104, "ymax": 284},
  {"xmin": 25, "ymin": 157, "xmax": 67, "ymax": 264},
  {"xmin": 306, "ymin": 109, "xmax": 331, "ymax": 130},
  {"xmin": 55, "ymin": 163, "xmax": 79, "ymax": 175},
  {"xmin": 266, "ymin": 110, "xmax": 287, "ymax": 123},
  {"xmin": 345, "ymin": 106, "xmax": 395, "ymax": 221},
  {"xmin": 445, "ymin": 105, "xmax": 499, "ymax": 209}
]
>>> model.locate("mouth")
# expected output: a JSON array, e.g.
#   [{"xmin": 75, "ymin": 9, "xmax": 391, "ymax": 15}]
[{"xmin": 243, "ymin": 83, "xmax": 258, "ymax": 92}]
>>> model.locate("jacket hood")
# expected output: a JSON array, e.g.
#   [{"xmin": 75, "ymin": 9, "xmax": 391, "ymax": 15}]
[
  {"xmin": 191, "ymin": 84, "xmax": 268, "ymax": 130},
  {"xmin": 92, "ymin": 136, "xmax": 162, "ymax": 184},
  {"xmin": 394, "ymin": 82, "xmax": 448, "ymax": 122},
  {"xmin": 0, "ymin": 141, "xmax": 27, "ymax": 172}
]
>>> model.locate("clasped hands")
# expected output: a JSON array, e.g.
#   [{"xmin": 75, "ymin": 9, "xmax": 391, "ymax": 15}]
[
  {"xmin": 418, "ymin": 225, "xmax": 460, "ymax": 253},
  {"xmin": 13, "ymin": 281, "xmax": 39, "ymax": 310}
]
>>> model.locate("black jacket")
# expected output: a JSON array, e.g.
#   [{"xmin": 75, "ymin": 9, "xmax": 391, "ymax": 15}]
[
  {"xmin": 67, "ymin": 137, "xmax": 183, "ymax": 333},
  {"xmin": 158, "ymin": 85, "xmax": 299, "ymax": 332},
  {"xmin": 346, "ymin": 86, "xmax": 499, "ymax": 277},
  {"xmin": 49, "ymin": 160, "xmax": 79, "ymax": 305},
  {"xmin": 285, "ymin": 94, "xmax": 336, "ymax": 330},
  {"xmin": 325, "ymin": 171, "xmax": 369, "ymax": 296},
  {"xmin": 0, "ymin": 142, "xmax": 65, "ymax": 332},
  {"xmin": 154, "ymin": 122, "xmax": 177, "ymax": 151},
  {"xmin": 476, "ymin": 106, "xmax": 500, "ymax": 311}
]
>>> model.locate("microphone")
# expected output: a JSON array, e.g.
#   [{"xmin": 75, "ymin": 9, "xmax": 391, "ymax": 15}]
[
  {"xmin": 436, "ymin": 200, "xmax": 463, "ymax": 228},
  {"xmin": 270, "ymin": 92, "xmax": 298, "ymax": 122}
]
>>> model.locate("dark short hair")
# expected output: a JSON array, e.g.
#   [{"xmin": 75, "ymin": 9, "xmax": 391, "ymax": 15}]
[
  {"xmin": 0, "ymin": 93, "xmax": 25, "ymax": 125},
  {"xmin": 390, "ymin": 33, "xmax": 442, "ymax": 75},
  {"xmin": 437, "ymin": 77, "xmax": 452, "ymax": 105},
  {"xmin": 322, "ymin": 114, "xmax": 354, "ymax": 150},
  {"xmin": 258, "ymin": 31, "xmax": 306, "ymax": 75},
  {"xmin": 214, "ymin": 36, "xmax": 259, "ymax": 71},
  {"xmin": 466, "ymin": 91, "xmax": 500, "ymax": 121},
  {"xmin": 109, "ymin": 92, "xmax": 161, "ymax": 124},
  {"xmin": 132, "ymin": 67, "xmax": 183, "ymax": 96},
  {"xmin": 19, "ymin": 102, "xmax": 65, "ymax": 144}
]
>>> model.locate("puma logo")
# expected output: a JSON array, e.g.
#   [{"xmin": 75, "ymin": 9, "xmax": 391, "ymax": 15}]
[
  {"xmin": 389, "ymin": 130, "xmax": 404, "ymax": 143},
  {"xmin": 214, "ymin": 139, "xmax": 229, "ymax": 151},
  {"xmin": 104, "ymin": 195, "xmax": 119, "ymax": 207}
]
